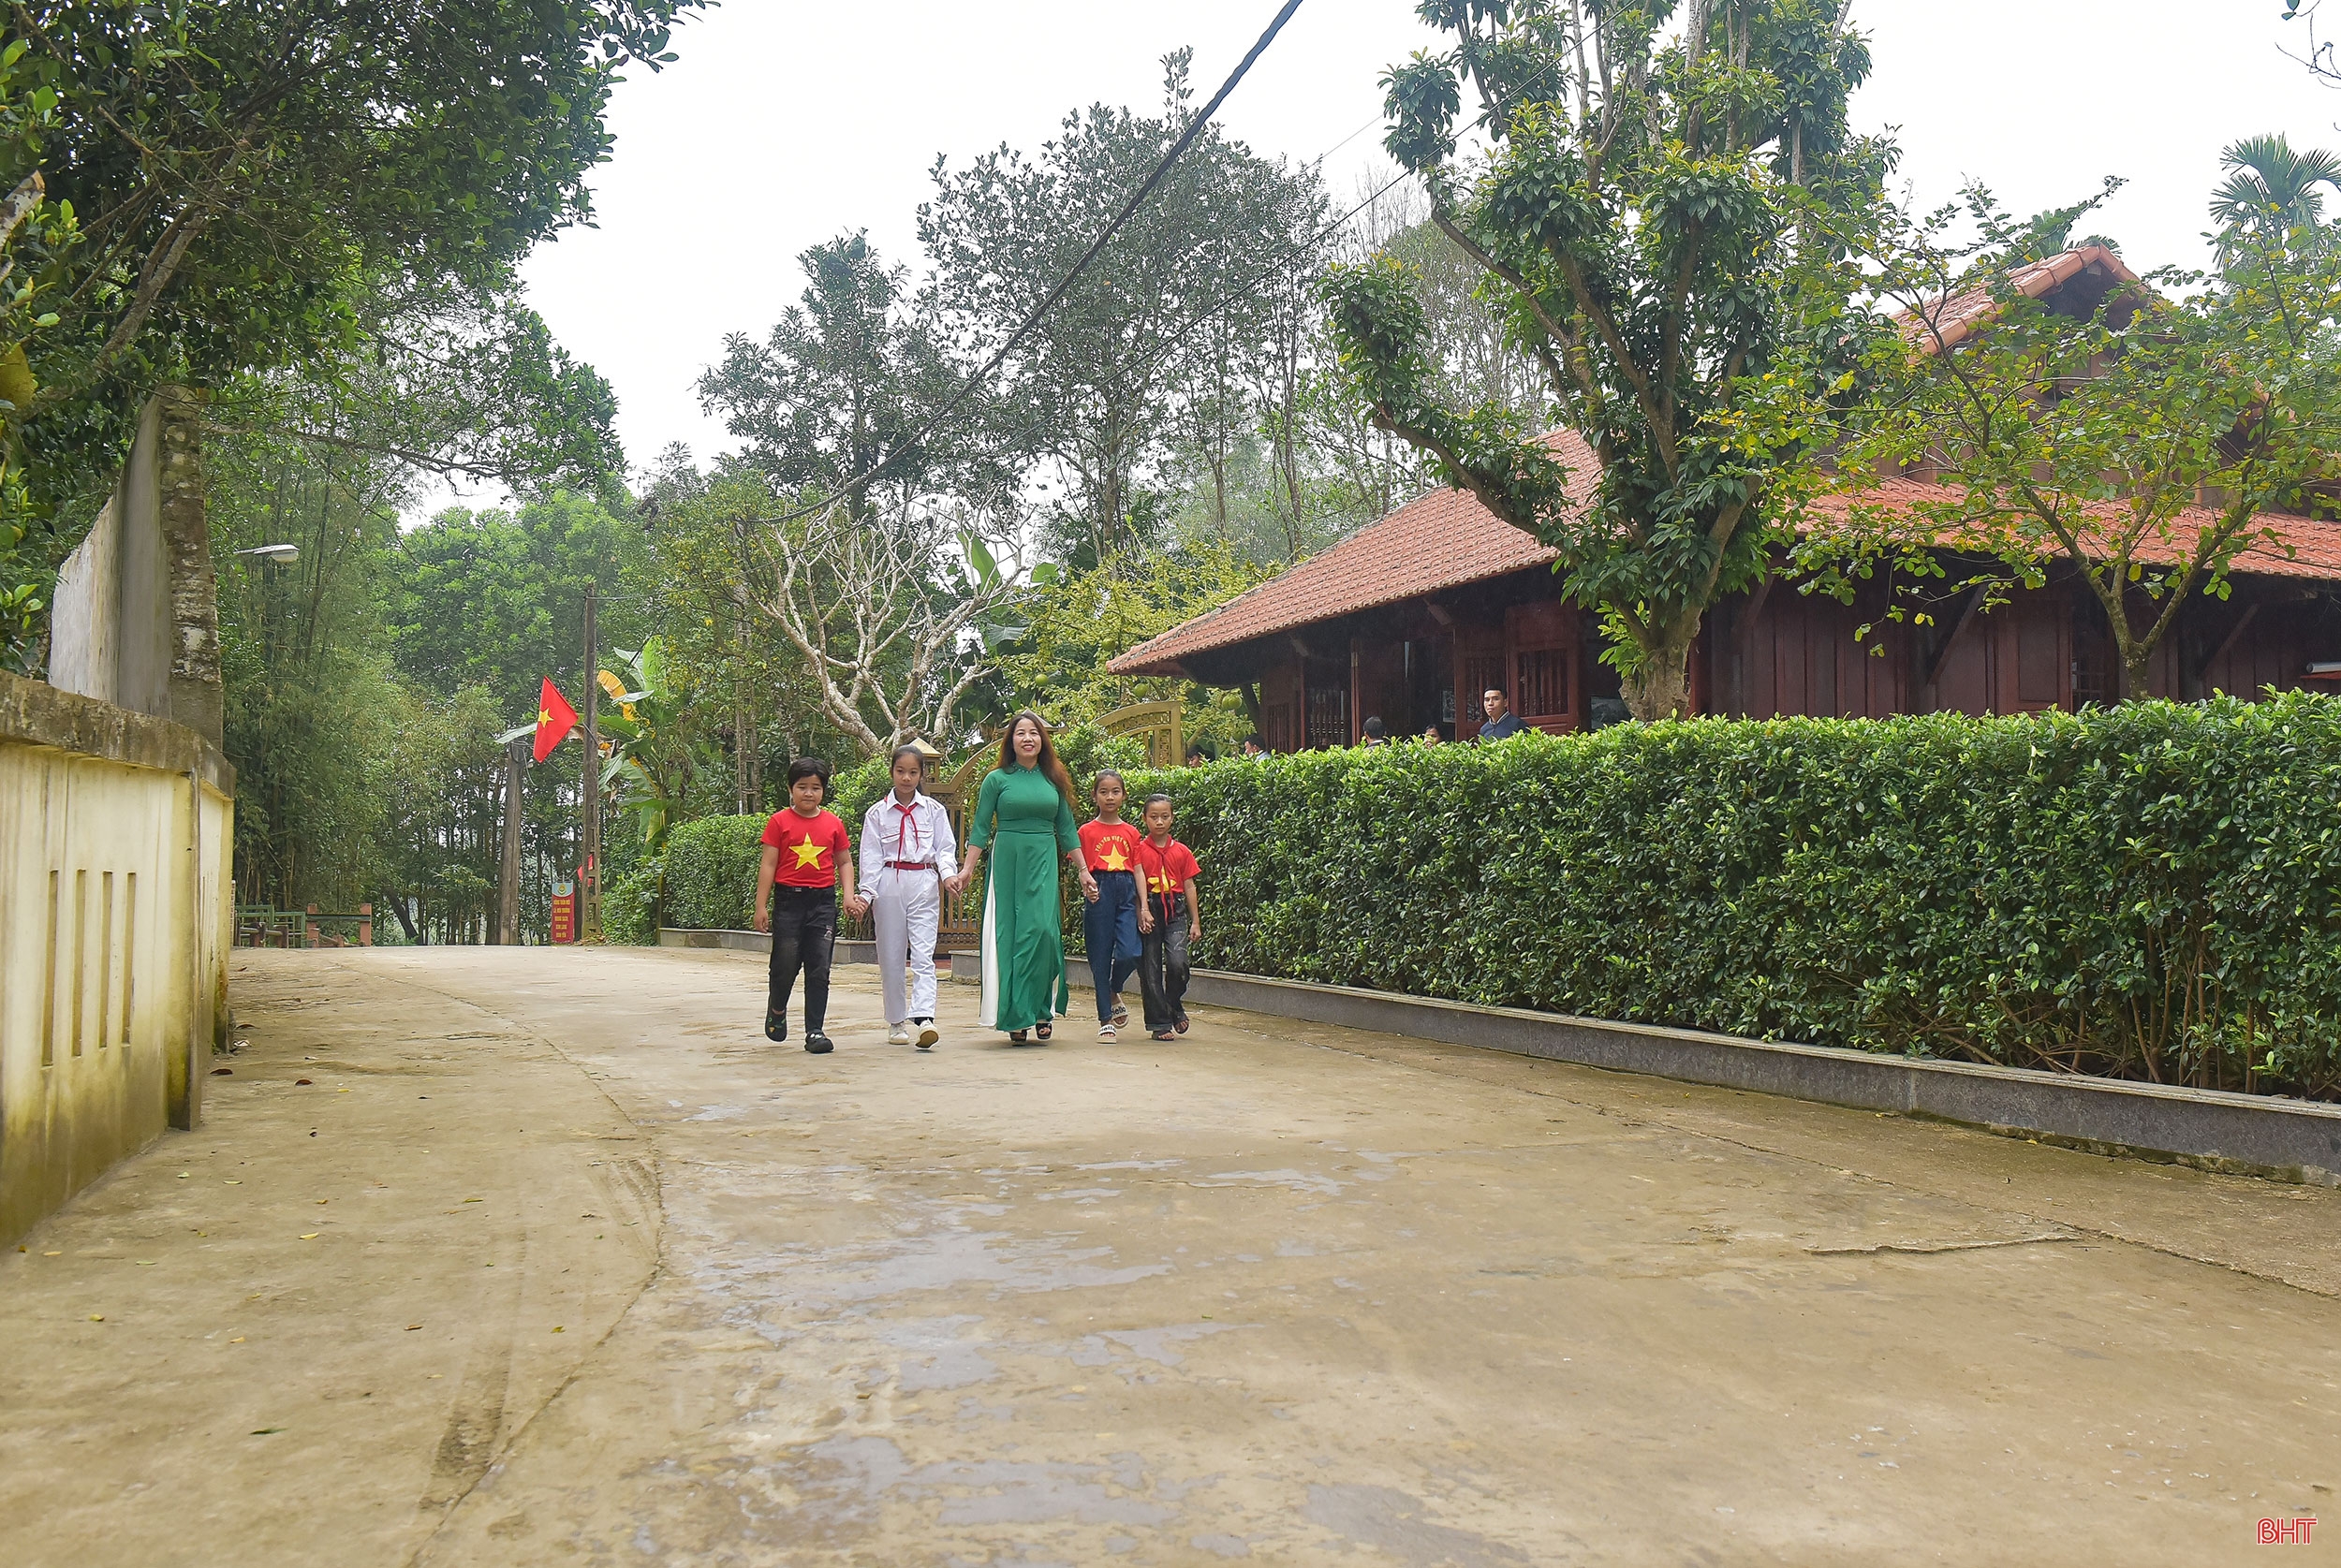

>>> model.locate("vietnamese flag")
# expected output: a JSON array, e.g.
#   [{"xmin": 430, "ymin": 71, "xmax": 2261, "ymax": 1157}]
[{"xmin": 533, "ymin": 679, "xmax": 579, "ymax": 762}]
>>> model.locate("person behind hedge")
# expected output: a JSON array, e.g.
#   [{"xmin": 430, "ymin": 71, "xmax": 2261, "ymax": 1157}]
[
  {"xmin": 754, "ymin": 757, "xmax": 865, "ymax": 1055},
  {"xmin": 1477, "ymin": 686, "xmax": 1524, "ymax": 740},
  {"xmin": 946, "ymin": 711, "xmax": 1097, "ymax": 1045},
  {"xmin": 860, "ymin": 742, "xmax": 957, "ymax": 1051},
  {"xmin": 1135, "ymin": 793, "xmax": 1203, "ymax": 1041},
  {"xmin": 1421, "ymin": 722, "xmax": 1443, "ymax": 744},
  {"xmin": 1079, "ymin": 769, "xmax": 1147, "ymax": 1040}
]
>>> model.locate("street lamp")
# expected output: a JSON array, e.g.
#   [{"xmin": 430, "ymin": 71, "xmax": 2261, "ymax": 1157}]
[{"xmin": 234, "ymin": 543, "xmax": 300, "ymax": 564}]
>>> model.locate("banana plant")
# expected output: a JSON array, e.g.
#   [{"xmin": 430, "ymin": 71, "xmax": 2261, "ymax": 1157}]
[{"xmin": 594, "ymin": 637, "xmax": 713, "ymax": 852}]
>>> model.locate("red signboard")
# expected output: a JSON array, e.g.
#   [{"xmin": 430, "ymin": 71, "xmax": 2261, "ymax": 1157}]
[{"xmin": 551, "ymin": 884, "xmax": 577, "ymax": 945}]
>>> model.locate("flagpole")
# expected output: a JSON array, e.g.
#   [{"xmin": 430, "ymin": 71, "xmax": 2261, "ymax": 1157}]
[
  {"xmin": 498, "ymin": 736, "xmax": 524, "ymax": 945},
  {"xmin": 581, "ymin": 581, "xmax": 603, "ymax": 942}
]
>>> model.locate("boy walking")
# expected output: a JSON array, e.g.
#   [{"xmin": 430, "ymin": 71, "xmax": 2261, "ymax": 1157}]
[
  {"xmin": 860, "ymin": 744, "xmax": 956, "ymax": 1050},
  {"xmin": 755, "ymin": 758, "xmax": 865, "ymax": 1054},
  {"xmin": 1078, "ymin": 769, "xmax": 1146, "ymax": 1039},
  {"xmin": 1135, "ymin": 793, "xmax": 1202, "ymax": 1041}
]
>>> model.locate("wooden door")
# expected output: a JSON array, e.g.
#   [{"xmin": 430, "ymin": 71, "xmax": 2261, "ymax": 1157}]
[{"xmin": 1506, "ymin": 599, "xmax": 1578, "ymax": 730}]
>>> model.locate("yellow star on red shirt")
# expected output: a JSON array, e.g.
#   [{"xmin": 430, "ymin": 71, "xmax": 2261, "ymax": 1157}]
[
  {"xmin": 790, "ymin": 837, "xmax": 825, "ymax": 869},
  {"xmin": 1099, "ymin": 843, "xmax": 1128, "ymax": 872}
]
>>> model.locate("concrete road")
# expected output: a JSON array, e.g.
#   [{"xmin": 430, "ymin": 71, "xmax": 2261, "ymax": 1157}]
[{"xmin": 4, "ymin": 946, "xmax": 2338, "ymax": 1566}]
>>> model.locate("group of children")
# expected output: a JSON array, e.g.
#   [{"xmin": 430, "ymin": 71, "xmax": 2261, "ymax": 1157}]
[{"xmin": 751, "ymin": 745, "xmax": 1201, "ymax": 1053}]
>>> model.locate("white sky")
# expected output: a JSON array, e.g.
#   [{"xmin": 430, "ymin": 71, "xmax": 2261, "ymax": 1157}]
[{"xmin": 411, "ymin": 0, "xmax": 2341, "ymax": 518}]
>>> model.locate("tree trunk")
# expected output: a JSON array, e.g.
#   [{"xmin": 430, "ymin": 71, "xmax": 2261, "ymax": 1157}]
[{"xmin": 1620, "ymin": 635, "xmax": 1696, "ymax": 721}]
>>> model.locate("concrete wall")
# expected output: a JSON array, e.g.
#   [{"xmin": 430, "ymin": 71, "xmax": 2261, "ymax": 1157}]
[
  {"xmin": 47, "ymin": 388, "xmax": 221, "ymax": 745},
  {"xmin": 1, "ymin": 673, "xmax": 234, "ymax": 1246}
]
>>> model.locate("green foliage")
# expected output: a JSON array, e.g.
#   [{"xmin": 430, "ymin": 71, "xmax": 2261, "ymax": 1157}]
[
  {"xmin": 391, "ymin": 493, "xmax": 645, "ymax": 700},
  {"xmin": 2, "ymin": 1, "xmax": 699, "ymax": 522},
  {"xmin": 1053, "ymin": 723, "xmax": 1149, "ymax": 791},
  {"xmin": 603, "ymin": 857, "xmax": 664, "ymax": 946},
  {"xmin": 597, "ymin": 636, "xmax": 718, "ymax": 851},
  {"xmin": 831, "ymin": 753, "xmax": 895, "ymax": 836},
  {"xmin": 995, "ymin": 547, "xmax": 1274, "ymax": 751},
  {"xmin": 1109, "ymin": 698, "xmax": 2341, "ymax": 1099},
  {"xmin": 660, "ymin": 814, "xmax": 768, "ymax": 933},
  {"xmin": 1324, "ymin": 0, "xmax": 1894, "ymax": 719}
]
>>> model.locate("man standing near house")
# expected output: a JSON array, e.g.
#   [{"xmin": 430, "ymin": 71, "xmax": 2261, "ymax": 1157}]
[{"xmin": 1476, "ymin": 688, "xmax": 1524, "ymax": 741}]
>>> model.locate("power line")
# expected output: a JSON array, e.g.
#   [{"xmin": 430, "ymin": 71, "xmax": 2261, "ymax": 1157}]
[{"xmin": 745, "ymin": 0, "xmax": 1307, "ymax": 530}]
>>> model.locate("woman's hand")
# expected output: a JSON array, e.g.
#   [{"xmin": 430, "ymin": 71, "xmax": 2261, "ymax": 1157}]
[{"xmin": 1077, "ymin": 870, "xmax": 1100, "ymax": 903}]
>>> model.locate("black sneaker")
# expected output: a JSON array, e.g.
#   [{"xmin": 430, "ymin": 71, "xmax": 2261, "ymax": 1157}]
[
  {"xmin": 803, "ymin": 1033, "xmax": 834, "ymax": 1055},
  {"xmin": 764, "ymin": 1011, "xmax": 787, "ymax": 1043}
]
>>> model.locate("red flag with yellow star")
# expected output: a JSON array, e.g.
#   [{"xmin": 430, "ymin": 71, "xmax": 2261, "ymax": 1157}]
[{"xmin": 533, "ymin": 679, "xmax": 579, "ymax": 763}]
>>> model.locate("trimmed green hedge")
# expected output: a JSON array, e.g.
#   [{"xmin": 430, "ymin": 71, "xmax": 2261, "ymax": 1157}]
[
  {"xmin": 1111, "ymin": 695, "xmax": 2341, "ymax": 1099},
  {"xmin": 662, "ymin": 814, "xmax": 769, "ymax": 934},
  {"xmin": 640, "ymin": 703, "xmax": 2341, "ymax": 1097}
]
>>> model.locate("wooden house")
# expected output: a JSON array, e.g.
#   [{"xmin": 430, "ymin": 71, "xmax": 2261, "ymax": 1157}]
[{"xmin": 1111, "ymin": 249, "xmax": 2341, "ymax": 742}]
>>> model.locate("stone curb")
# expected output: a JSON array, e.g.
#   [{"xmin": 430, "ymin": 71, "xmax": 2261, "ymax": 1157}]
[
  {"xmin": 1040, "ymin": 952, "xmax": 2341, "ymax": 1187},
  {"xmin": 673, "ymin": 930, "xmax": 2341, "ymax": 1185}
]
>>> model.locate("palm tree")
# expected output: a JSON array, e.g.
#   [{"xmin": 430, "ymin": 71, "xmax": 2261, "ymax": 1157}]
[{"xmin": 2210, "ymin": 133, "xmax": 2341, "ymax": 256}]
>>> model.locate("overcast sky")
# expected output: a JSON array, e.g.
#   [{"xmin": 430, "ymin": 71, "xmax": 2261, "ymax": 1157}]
[{"xmin": 418, "ymin": 1, "xmax": 2341, "ymax": 517}]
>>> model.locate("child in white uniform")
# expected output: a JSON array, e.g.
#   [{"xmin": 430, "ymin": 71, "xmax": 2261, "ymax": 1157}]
[{"xmin": 859, "ymin": 744, "xmax": 958, "ymax": 1048}]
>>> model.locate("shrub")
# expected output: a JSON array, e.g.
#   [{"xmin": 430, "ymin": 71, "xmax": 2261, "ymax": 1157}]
[
  {"xmin": 1105, "ymin": 696, "xmax": 2341, "ymax": 1100},
  {"xmin": 661, "ymin": 814, "xmax": 768, "ymax": 933},
  {"xmin": 602, "ymin": 858, "xmax": 663, "ymax": 946}
]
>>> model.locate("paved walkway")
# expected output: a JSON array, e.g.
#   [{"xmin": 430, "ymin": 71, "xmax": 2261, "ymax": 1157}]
[{"xmin": 5, "ymin": 946, "xmax": 2338, "ymax": 1565}]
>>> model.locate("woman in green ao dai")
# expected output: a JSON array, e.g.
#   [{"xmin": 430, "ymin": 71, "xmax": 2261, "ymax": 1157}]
[{"xmin": 948, "ymin": 711, "xmax": 1097, "ymax": 1043}]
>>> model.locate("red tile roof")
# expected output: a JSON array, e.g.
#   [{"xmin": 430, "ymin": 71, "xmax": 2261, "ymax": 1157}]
[
  {"xmin": 1801, "ymin": 477, "xmax": 2341, "ymax": 581},
  {"xmin": 1112, "ymin": 425, "xmax": 2341, "ymax": 678},
  {"xmin": 1904, "ymin": 244, "xmax": 2142, "ymax": 354},
  {"xmin": 1109, "ymin": 432, "xmax": 1591, "ymax": 675}
]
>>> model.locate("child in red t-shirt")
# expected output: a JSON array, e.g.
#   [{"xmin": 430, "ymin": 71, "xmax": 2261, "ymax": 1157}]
[
  {"xmin": 754, "ymin": 757, "xmax": 864, "ymax": 1054},
  {"xmin": 1078, "ymin": 769, "xmax": 1147, "ymax": 1039},
  {"xmin": 1135, "ymin": 793, "xmax": 1203, "ymax": 1040}
]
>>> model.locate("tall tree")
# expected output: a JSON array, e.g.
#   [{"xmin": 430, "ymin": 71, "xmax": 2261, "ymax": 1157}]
[
  {"xmin": 699, "ymin": 235, "xmax": 1026, "ymax": 757},
  {"xmin": 0, "ymin": 0, "xmax": 690, "ymax": 666},
  {"xmin": 2209, "ymin": 134, "xmax": 2341, "ymax": 258},
  {"xmin": 1321, "ymin": 0, "xmax": 1892, "ymax": 718},
  {"xmin": 919, "ymin": 52, "xmax": 1327, "ymax": 567}
]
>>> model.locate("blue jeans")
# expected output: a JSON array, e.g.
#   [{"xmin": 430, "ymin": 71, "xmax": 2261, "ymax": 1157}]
[{"xmin": 1084, "ymin": 870, "xmax": 1141, "ymax": 1022}]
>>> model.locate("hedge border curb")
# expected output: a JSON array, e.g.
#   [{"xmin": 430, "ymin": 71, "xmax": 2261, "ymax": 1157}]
[
  {"xmin": 1023, "ymin": 952, "xmax": 2341, "ymax": 1188},
  {"xmin": 661, "ymin": 928, "xmax": 2341, "ymax": 1186}
]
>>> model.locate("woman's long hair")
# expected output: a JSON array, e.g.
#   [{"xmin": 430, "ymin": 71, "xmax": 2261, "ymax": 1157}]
[{"xmin": 997, "ymin": 710, "xmax": 1077, "ymax": 813}]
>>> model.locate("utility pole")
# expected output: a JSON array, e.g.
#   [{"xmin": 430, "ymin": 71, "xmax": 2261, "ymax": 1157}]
[
  {"xmin": 497, "ymin": 737, "xmax": 524, "ymax": 945},
  {"xmin": 580, "ymin": 581, "xmax": 603, "ymax": 942}
]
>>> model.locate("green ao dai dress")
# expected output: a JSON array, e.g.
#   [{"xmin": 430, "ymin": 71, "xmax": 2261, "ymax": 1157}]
[{"xmin": 967, "ymin": 764, "xmax": 1081, "ymax": 1031}]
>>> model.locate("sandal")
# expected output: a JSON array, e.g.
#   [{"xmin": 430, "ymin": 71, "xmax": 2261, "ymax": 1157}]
[
  {"xmin": 1111, "ymin": 1001, "xmax": 1129, "ymax": 1029},
  {"xmin": 1009, "ymin": 1030, "xmax": 1029, "ymax": 1045},
  {"xmin": 1035, "ymin": 1019, "xmax": 1053, "ymax": 1041},
  {"xmin": 763, "ymin": 1010, "xmax": 787, "ymax": 1043}
]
